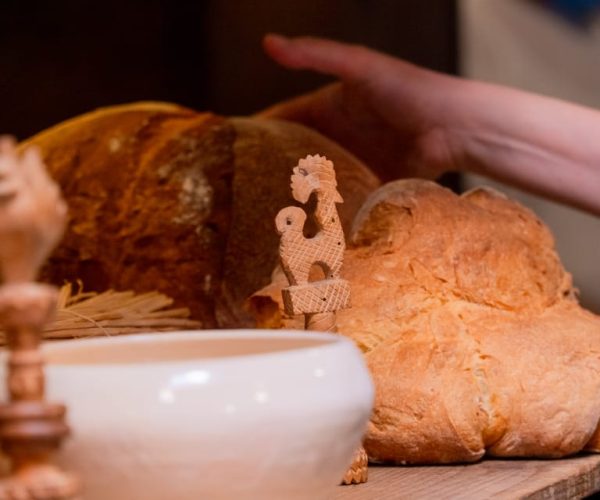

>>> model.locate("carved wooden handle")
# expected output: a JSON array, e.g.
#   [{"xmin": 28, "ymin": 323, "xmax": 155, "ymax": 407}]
[
  {"xmin": 0, "ymin": 137, "xmax": 78, "ymax": 499},
  {"xmin": 0, "ymin": 137, "xmax": 67, "ymax": 283}
]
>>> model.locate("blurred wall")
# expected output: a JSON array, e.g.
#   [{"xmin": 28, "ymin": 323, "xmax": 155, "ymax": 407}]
[
  {"xmin": 459, "ymin": 0, "xmax": 600, "ymax": 312},
  {"xmin": 0, "ymin": 0, "xmax": 457, "ymax": 139},
  {"xmin": 202, "ymin": 1, "xmax": 457, "ymax": 116}
]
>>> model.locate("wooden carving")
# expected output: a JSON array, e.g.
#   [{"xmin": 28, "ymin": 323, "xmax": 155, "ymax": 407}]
[
  {"xmin": 276, "ymin": 154, "xmax": 368, "ymax": 485},
  {"xmin": 0, "ymin": 137, "xmax": 78, "ymax": 499}
]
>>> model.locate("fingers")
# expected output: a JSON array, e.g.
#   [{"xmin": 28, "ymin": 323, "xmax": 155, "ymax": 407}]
[{"xmin": 263, "ymin": 34, "xmax": 378, "ymax": 81}]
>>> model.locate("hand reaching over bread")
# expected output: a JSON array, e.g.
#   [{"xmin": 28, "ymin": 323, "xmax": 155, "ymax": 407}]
[
  {"xmin": 261, "ymin": 35, "xmax": 600, "ymax": 215},
  {"xmin": 260, "ymin": 35, "xmax": 454, "ymax": 182}
]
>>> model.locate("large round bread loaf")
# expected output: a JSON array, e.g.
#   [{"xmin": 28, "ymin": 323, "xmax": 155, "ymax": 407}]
[
  {"xmin": 20, "ymin": 102, "xmax": 380, "ymax": 327},
  {"xmin": 250, "ymin": 179, "xmax": 600, "ymax": 462}
]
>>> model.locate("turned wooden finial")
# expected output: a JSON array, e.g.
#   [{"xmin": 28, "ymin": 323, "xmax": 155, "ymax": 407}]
[
  {"xmin": 0, "ymin": 137, "xmax": 79, "ymax": 498},
  {"xmin": 276, "ymin": 154, "xmax": 367, "ymax": 485}
]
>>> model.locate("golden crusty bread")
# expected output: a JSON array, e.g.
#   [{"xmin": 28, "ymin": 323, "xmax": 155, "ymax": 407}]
[
  {"xmin": 250, "ymin": 179, "xmax": 600, "ymax": 463},
  {"xmin": 20, "ymin": 102, "xmax": 380, "ymax": 328}
]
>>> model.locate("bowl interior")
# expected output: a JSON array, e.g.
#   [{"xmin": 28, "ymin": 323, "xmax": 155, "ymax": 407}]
[{"xmin": 44, "ymin": 331, "xmax": 336, "ymax": 366}]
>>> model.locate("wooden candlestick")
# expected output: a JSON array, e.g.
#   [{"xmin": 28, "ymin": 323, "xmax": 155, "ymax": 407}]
[
  {"xmin": 276, "ymin": 154, "xmax": 368, "ymax": 485},
  {"xmin": 0, "ymin": 137, "xmax": 79, "ymax": 498}
]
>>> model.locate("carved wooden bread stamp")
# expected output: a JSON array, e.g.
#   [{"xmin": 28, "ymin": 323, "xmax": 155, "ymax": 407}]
[{"xmin": 276, "ymin": 154, "xmax": 367, "ymax": 485}]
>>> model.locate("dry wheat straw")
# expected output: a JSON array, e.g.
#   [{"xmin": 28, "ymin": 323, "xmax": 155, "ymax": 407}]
[{"xmin": 0, "ymin": 282, "xmax": 201, "ymax": 343}]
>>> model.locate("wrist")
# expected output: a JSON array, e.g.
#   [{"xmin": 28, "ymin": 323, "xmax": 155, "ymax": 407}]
[
  {"xmin": 415, "ymin": 76, "xmax": 473, "ymax": 178},
  {"xmin": 432, "ymin": 77, "xmax": 495, "ymax": 177}
]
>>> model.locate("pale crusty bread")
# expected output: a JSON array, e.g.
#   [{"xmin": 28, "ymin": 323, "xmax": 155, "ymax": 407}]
[
  {"xmin": 249, "ymin": 179, "xmax": 600, "ymax": 463},
  {"xmin": 19, "ymin": 103, "xmax": 380, "ymax": 328}
]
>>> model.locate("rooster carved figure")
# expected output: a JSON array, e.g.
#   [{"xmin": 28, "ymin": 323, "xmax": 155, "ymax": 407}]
[
  {"xmin": 275, "ymin": 154, "xmax": 367, "ymax": 485},
  {"xmin": 275, "ymin": 154, "xmax": 345, "ymax": 286}
]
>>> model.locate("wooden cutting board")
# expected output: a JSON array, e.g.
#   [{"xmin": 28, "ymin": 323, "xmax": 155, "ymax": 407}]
[{"xmin": 333, "ymin": 454, "xmax": 600, "ymax": 499}]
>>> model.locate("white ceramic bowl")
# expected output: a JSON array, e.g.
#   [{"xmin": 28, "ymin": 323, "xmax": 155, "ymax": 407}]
[{"xmin": 34, "ymin": 330, "xmax": 373, "ymax": 500}]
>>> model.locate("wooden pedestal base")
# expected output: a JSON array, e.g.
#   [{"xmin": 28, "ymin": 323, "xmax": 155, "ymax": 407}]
[{"xmin": 0, "ymin": 285, "xmax": 78, "ymax": 499}]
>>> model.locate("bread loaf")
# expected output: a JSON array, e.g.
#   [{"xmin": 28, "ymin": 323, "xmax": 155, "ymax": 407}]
[
  {"xmin": 250, "ymin": 179, "xmax": 600, "ymax": 462},
  {"xmin": 20, "ymin": 102, "xmax": 380, "ymax": 327},
  {"xmin": 24, "ymin": 103, "xmax": 600, "ymax": 462}
]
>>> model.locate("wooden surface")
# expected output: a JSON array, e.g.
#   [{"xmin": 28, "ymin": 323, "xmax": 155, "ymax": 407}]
[{"xmin": 333, "ymin": 455, "xmax": 600, "ymax": 499}]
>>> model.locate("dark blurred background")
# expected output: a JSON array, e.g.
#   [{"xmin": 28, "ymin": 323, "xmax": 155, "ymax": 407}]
[{"xmin": 0, "ymin": 0, "xmax": 457, "ymax": 139}]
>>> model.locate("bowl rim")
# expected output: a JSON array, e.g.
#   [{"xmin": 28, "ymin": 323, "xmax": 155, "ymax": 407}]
[{"xmin": 38, "ymin": 329, "xmax": 356, "ymax": 369}]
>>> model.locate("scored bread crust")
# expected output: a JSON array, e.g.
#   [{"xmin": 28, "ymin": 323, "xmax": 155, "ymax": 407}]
[
  {"xmin": 249, "ymin": 179, "xmax": 600, "ymax": 463},
  {"xmin": 19, "ymin": 103, "xmax": 380, "ymax": 328}
]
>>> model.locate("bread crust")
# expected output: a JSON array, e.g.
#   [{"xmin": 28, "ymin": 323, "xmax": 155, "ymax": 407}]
[
  {"xmin": 250, "ymin": 179, "xmax": 600, "ymax": 462},
  {"xmin": 21, "ymin": 103, "xmax": 380, "ymax": 327}
]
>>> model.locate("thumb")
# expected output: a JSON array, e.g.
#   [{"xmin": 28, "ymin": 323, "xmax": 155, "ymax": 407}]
[{"xmin": 255, "ymin": 83, "xmax": 340, "ymax": 123}]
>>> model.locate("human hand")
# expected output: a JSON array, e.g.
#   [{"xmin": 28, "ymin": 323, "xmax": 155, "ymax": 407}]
[{"xmin": 260, "ymin": 35, "xmax": 463, "ymax": 181}]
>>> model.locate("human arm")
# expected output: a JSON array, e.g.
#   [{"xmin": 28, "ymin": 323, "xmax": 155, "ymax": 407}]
[{"xmin": 260, "ymin": 35, "xmax": 600, "ymax": 215}]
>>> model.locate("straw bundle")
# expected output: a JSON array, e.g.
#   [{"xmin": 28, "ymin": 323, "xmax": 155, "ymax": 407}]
[{"xmin": 1, "ymin": 282, "xmax": 201, "ymax": 344}]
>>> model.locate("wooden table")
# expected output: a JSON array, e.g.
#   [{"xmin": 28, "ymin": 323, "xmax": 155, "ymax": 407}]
[{"xmin": 333, "ymin": 454, "xmax": 600, "ymax": 499}]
